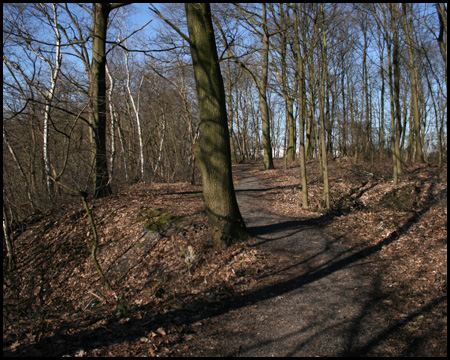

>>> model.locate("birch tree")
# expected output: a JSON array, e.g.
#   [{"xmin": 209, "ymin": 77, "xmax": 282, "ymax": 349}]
[
  {"xmin": 39, "ymin": 4, "xmax": 63, "ymax": 198},
  {"xmin": 124, "ymin": 52, "xmax": 146, "ymax": 181},
  {"xmin": 3, "ymin": 4, "xmax": 63, "ymax": 199}
]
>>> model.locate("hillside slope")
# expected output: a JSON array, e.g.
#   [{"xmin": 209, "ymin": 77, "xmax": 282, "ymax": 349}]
[{"xmin": 3, "ymin": 159, "xmax": 447, "ymax": 356}]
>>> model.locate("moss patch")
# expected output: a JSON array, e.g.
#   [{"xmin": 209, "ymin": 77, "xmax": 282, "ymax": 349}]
[{"xmin": 137, "ymin": 208, "xmax": 186, "ymax": 233}]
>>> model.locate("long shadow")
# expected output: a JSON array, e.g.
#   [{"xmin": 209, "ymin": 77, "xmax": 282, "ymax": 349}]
[
  {"xmin": 159, "ymin": 190, "xmax": 202, "ymax": 196},
  {"xmin": 248, "ymin": 219, "xmax": 318, "ymax": 237},
  {"xmin": 9, "ymin": 186, "xmax": 445, "ymax": 356},
  {"xmin": 341, "ymin": 294, "xmax": 447, "ymax": 356},
  {"xmin": 235, "ymin": 184, "xmax": 299, "ymax": 194},
  {"xmin": 8, "ymin": 210, "xmax": 419, "ymax": 356}
]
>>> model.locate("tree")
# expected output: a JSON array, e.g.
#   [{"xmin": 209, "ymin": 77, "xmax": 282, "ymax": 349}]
[
  {"xmin": 435, "ymin": 3, "xmax": 447, "ymax": 88},
  {"xmin": 185, "ymin": 3, "xmax": 248, "ymax": 248},
  {"xmin": 390, "ymin": 4, "xmax": 404, "ymax": 183},
  {"xmin": 292, "ymin": 3, "xmax": 309, "ymax": 208},
  {"xmin": 124, "ymin": 52, "xmax": 145, "ymax": 181},
  {"xmin": 318, "ymin": 4, "xmax": 330, "ymax": 209},
  {"xmin": 257, "ymin": 4, "xmax": 275, "ymax": 170},
  {"xmin": 402, "ymin": 4, "xmax": 425, "ymax": 163},
  {"xmin": 39, "ymin": 4, "xmax": 63, "ymax": 199},
  {"xmin": 89, "ymin": 3, "xmax": 128, "ymax": 198}
]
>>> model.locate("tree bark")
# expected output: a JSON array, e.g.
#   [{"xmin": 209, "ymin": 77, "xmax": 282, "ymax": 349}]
[
  {"xmin": 185, "ymin": 3, "xmax": 248, "ymax": 248},
  {"xmin": 435, "ymin": 3, "xmax": 447, "ymax": 89},
  {"xmin": 402, "ymin": 4, "xmax": 424, "ymax": 163},
  {"xmin": 319, "ymin": 4, "xmax": 330, "ymax": 209},
  {"xmin": 389, "ymin": 4, "xmax": 403, "ymax": 183},
  {"xmin": 125, "ymin": 52, "xmax": 145, "ymax": 181},
  {"xmin": 41, "ymin": 4, "xmax": 62, "ymax": 199},
  {"xmin": 89, "ymin": 3, "xmax": 118, "ymax": 198},
  {"xmin": 106, "ymin": 63, "xmax": 117, "ymax": 182},
  {"xmin": 361, "ymin": 18, "xmax": 372, "ymax": 159},
  {"xmin": 3, "ymin": 204, "xmax": 15, "ymax": 271},
  {"xmin": 259, "ymin": 4, "xmax": 275, "ymax": 170},
  {"xmin": 293, "ymin": 4, "xmax": 308, "ymax": 208}
]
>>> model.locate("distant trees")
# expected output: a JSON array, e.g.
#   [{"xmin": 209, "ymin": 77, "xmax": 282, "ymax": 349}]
[
  {"xmin": 214, "ymin": 4, "xmax": 275, "ymax": 170},
  {"xmin": 3, "ymin": 4, "xmax": 63, "ymax": 200},
  {"xmin": 3, "ymin": 3, "xmax": 447, "ymax": 233}
]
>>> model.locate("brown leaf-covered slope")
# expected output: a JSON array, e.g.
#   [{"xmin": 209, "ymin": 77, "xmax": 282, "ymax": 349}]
[
  {"xmin": 3, "ymin": 158, "xmax": 446, "ymax": 356},
  {"xmin": 3, "ymin": 181, "xmax": 267, "ymax": 356}
]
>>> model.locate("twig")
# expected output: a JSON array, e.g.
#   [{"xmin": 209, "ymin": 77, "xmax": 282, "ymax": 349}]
[{"xmin": 88, "ymin": 290, "xmax": 106, "ymax": 302}]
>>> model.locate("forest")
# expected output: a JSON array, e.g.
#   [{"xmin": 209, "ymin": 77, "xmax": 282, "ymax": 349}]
[{"xmin": 3, "ymin": 3, "xmax": 447, "ymax": 356}]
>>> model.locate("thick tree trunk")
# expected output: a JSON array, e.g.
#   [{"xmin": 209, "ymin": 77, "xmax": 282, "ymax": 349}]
[
  {"xmin": 185, "ymin": 3, "xmax": 248, "ymax": 249},
  {"xmin": 90, "ymin": 3, "xmax": 113, "ymax": 198}
]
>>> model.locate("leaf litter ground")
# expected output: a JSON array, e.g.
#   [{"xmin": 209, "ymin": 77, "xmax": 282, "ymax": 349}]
[{"xmin": 3, "ymin": 158, "xmax": 447, "ymax": 356}]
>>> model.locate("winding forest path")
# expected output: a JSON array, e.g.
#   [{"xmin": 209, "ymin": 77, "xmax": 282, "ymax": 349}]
[{"xmin": 174, "ymin": 163, "xmax": 390, "ymax": 356}]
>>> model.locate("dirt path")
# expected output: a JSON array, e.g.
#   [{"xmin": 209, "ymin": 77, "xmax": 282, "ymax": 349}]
[{"xmin": 173, "ymin": 163, "xmax": 391, "ymax": 356}]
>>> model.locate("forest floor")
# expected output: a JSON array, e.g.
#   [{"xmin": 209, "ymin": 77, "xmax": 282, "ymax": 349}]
[{"xmin": 3, "ymin": 157, "xmax": 447, "ymax": 356}]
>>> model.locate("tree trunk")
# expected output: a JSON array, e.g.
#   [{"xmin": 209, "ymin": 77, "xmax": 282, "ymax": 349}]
[
  {"xmin": 124, "ymin": 48, "xmax": 145, "ymax": 181},
  {"xmin": 388, "ymin": 4, "xmax": 403, "ymax": 184},
  {"xmin": 225, "ymin": 61, "xmax": 238, "ymax": 163},
  {"xmin": 259, "ymin": 4, "xmax": 275, "ymax": 170},
  {"xmin": 42, "ymin": 4, "xmax": 62, "ymax": 199},
  {"xmin": 3, "ymin": 204, "xmax": 15, "ymax": 271},
  {"xmin": 435, "ymin": 3, "xmax": 447, "ymax": 89},
  {"xmin": 362, "ymin": 19, "xmax": 372, "ymax": 159},
  {"xmin": 89, "ymin": 3, "xmax": 114, "ymax": 198},
  {"xmin": 402, "ymin": 4, "xmax": 424, "ymax": 163},
  {"xmin": 106, "ymin": 63, "xmax": 117, "ymax": 182},
  {"xmin": 293, "ymin": 4, "xmax": 308, "ymax": 208},
  {"xmin": 319, "ymin": 4, "xmax": 330, "ymax": 209},
  {"xmin": 286, "ymin": 98, "xmax": 296, "ymax": 164},
  {"xmin": 185, "ymin": 3, "xmax": 248, "ymax": 249},
  {"xmin": 378, "ymin": 33, "xmax": 385, "ymax": 157},
  {"xmin": 277, "ymin": 4, "xmax": 296, "ymax": 164}
]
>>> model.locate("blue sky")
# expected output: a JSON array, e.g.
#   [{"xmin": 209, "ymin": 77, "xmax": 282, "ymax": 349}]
[
  {"xmin": 127, "ymin": 3, "xmax": 153, "ymax": 29},
  {"xmin": 125, "ymin": 3, "xmax": 170, "ymax": 35}
]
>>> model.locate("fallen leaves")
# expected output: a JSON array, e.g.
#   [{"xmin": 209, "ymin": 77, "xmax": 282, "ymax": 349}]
[
  {"xmin": 3, "ymin": 179, "xmax": 269, "ymax": 356},
  {"xmin": 3, "ymin": 159, "xmax": 446, "ymax": 356},
  {"xmin": 249, "ymin": 158, "xmax": 447, "ymax": 355}
]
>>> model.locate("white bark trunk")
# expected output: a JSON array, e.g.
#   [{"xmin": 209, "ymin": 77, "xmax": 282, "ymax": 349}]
[
  {"xmin": 106, "ymin": 64, "xmax": 117, "ymax": 181},
  {"xmin": 153, "ymin": 114, "xmax": 166, "ymax": 180},
  {"xmin": 125, "ymin": 52, "xmax": 145, "ymax": 181},
  {"xmin": 42, "ymin": 4, "xmax": 62, "ymax": 198}
]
